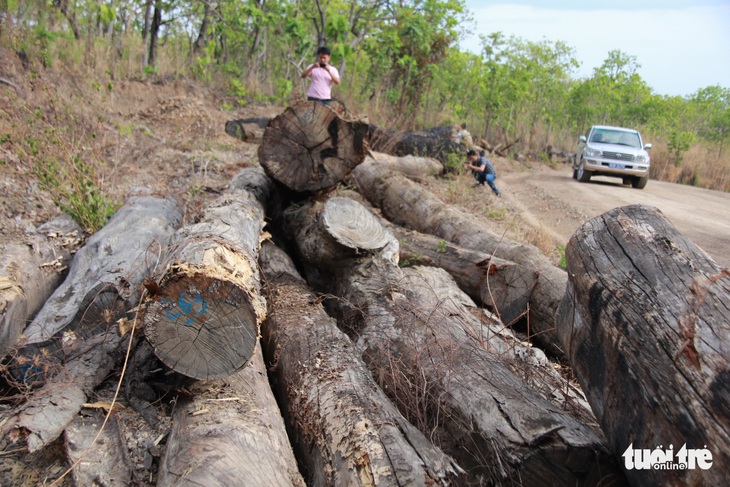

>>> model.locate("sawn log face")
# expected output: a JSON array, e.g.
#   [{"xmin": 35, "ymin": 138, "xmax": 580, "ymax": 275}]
[
  {"xmin": 258, "ymin": 101, "xmax": 369, "ymax": 193},
  {"xmin": 556, "ymin": 204, "xmax": 730, "ymax": 487}
]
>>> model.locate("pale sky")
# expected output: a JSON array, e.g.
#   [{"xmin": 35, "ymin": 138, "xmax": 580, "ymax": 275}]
[{"xmin": 461, "ymin": 0, "xmax": 730, "ymax": 97}]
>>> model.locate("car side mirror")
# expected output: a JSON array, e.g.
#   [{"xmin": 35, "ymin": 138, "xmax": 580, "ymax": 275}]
[
  {"xmin": 579, "ymin": 135, "xmax": 587, "ymax": 143},
  {"xmin": 644, "ymin": 143, "xmax": 652, "ymax": 150}
]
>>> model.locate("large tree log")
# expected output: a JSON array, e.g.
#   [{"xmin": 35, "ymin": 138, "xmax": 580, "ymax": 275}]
[
  {"xmin": 555, "ymin": 204, "xmax": 729, "ymax": 487},
  {"xmin": 157, "ymin": 344, "xmax": 306, "ymax": 487},
  {"xmin": 365, "ymin": 151, "xmax": 443, "ymax": 180},
  {"xmin": 12, "ymin": 196, "xmax": 184, "ymax": 384},
  {"xmin": 353, "ymin": 160, "xmax": 566, "ymax": 356},
  {"xmin": 143, "ymin": 168, "xmax": 269, "ymax": 380},
  {"xmin": 283, "ymin": 196, "xmax": 623, "ymax": 486},
  {"xmin": 258, "ymin": 101, "xmax": 369, "ymax": 193},
  {"xmin": 369, "ymin": 125, "xmax": 463, "ymax": 164},
  {"xmin": 1, "ymin": 215, "xmax": 82, "ymax": 358},
  {"xmin": 390, "ymin": 224, "xmax": 538, "ymax": 327},
  {"xmin": 224, "ymin": 117, "xmax": 270, "ymax": 143},
  {"xmin": 259, "ymin": 240, "xmax": 461, "ymax": 486}
]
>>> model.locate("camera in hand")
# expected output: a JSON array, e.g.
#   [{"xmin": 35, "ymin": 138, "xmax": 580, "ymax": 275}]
[{"xmin": 319, "ymin": 62, "xmax": 326, "ymax": 68}]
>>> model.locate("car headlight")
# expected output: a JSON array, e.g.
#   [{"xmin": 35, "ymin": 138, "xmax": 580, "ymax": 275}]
[
  {"xmin": 585, "ymin": 148, "xmax": 602, "ymax": 158},
  {"xmin": 635, "ymin": 154, "xmax": 649, "ymax": 163}
]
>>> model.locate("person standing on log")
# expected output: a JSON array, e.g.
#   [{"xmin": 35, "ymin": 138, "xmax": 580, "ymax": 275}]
[
  {"xmin": 300, "ymin": 46, "xmax": 340, "ymax": 106},
  {"xmin": 465, "ymin": 149, "xmax": 501, "ymax": 196}
]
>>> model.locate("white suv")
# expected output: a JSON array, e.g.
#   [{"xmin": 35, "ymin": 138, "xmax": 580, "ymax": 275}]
[{"xmin": 573, "ymin": 125, "xmax": 652, "ymax": 189}]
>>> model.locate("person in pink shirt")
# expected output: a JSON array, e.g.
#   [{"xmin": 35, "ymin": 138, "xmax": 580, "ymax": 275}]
[{"xmin": 300, "ymin": 46, "xmax": 340, "ymax": 106}]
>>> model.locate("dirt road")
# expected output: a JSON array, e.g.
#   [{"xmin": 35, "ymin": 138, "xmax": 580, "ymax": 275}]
[{"xmin": 500, "ymin": 167, "xmax": 730, "ymax": 268}]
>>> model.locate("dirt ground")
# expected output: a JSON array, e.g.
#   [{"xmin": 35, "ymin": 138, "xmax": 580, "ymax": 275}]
[{"xmin": 1, "ymin": 49, "xmax": 729, "ymax": 484}]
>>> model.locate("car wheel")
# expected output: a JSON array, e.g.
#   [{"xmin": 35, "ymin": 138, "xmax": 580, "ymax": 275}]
[
  {"xmin": 632, "ymin": 175, "xmax": 648, "ymax": 189},
  {"xmin": 577, "ymin": 160, "xmax": 591, "ymax": 182}
]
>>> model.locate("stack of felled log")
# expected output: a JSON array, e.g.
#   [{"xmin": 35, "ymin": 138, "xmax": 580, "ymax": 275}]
[{"xmin": 1, "ymin": 101, "xmax": 727, "ymax": 486}]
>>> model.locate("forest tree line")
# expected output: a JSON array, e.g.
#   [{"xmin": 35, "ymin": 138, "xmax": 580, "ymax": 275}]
[{"xmin": 1, "ymin": 0, "xmax": 729, "ymax": 191}]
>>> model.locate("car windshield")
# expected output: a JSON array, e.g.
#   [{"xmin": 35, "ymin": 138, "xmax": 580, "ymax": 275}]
[{"xmin": 590, "ymin": 130, "xmax": 641, "ymax": 148}]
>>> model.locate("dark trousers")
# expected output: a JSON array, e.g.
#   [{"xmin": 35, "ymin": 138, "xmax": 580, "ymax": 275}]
[{"xmin": 308, "ymin": 97, "xmax": 331, "ymax": 106}]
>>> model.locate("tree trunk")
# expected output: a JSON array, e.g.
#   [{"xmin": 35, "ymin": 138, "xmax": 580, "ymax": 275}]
[
  {"xmin": 1, "ymin": 215, "xmax": 82, "ymax": 358},
  {"xmin": 353, "ymin": 160, "xmax": 567, "ymax": 356},
  {"xmin": 258, "ymin": 101, "xmax": 369, "ymax": 193},
  {"xmin": 143, "ymin": 168, "xmax": 269, "ymax": 380},
  {"xmin": 365, "ymin": 151, "xmax": 443, "ymax": 180},
  {"xmin": 259, "ymin": 240, "xmax": 461, "ymax": 486},
  {"xmin": 157, "ymin": 344, "xmax": 306, "ymax": 487},
  {"xmin": 192, "ymin": 1, "xmax": 211, "ymax": 56},
  {"xmin": 283, "ymin": 196, "xmax": 623, "ymax": 486},
  {"xmin": 556, "ymin": 204, "xmax": 730, "ymax": 487},
  {"xmin": 390, "ymin": 224, "xmax": 538, "ymax": 327},
  {"xmin": 148, "ymin": 1, "xmax": 162, "ymax": 68},
  {"xmin": 368, "ymin": 125, "xmax": 463, "ymax": 164},
  {"xmin": 12, "ymin": 196, "xmax": 183, "ymax": 384},
  {"xmin": 224, "ymin": 117, "xmax": 270, "ymax": 143}
]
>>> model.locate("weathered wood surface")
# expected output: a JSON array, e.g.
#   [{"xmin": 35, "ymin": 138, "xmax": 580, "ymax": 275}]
[
  {"xmin": 157, "ymin": 344, "xmax": 306, "ymax": 487},
  {"xmin": 556, "ymin": 204, "xmax": 729, "ymax": 487},
  {"xmin": 259, "ymin": 240, "xmax": 461, "ymax": 486},
  {"xmin": 390, "ymin": 224, "xmax": 538, "ymax": 327},
  {"xmin": 284, "ymin": 195, "xmax": 623, "ymax": 486},
  {"xmin": 353, "ymin": 160, "xmax": 566, "ymax": 356},
  {"xmin": 65, "ymin": 411, "xmax": 134, "ymax": 486},
  {"xmin": 258, "ymin": 101, "xmax": 369, "ymax": 193},
  {"xmin": 369, "ymin": 125, "xmax": 463, "ymax": 164},
  {"xmin": 3, "ymin": 332, "xmax": 133, "ymax": 452},
  {"xmin": 365, "ymin": 151, "xmax": 443, "ymax": 179},
  {"xmin": 224, "ymin": 117, "xmax": 270, "ymax": 142},
  {"xmin": 143, "ymin": 168, "xmax": 269, "ymax": 380},
  {"xmin": 12, "ymin": 196, "xmax": 184, "ymax": 383},
  {"xmin": 0, "ymin": 214, "xmax": 82, "ymax": 358}
]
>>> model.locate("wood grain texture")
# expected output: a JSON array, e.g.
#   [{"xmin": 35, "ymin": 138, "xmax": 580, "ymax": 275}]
[
  {"xmin": 258, "ymin": 101, "xmax": 369, "ymax": 192},
  {"xmin": 144, "ymin": 167, "xmax": 270, "ymax": 380},
  {"xmin": 259, "ymin": 241, "xmax": 461, "ymax": 486},
  {"xmin": 556, "ymin": 204, "xmax": 730, "ymax": 487}
]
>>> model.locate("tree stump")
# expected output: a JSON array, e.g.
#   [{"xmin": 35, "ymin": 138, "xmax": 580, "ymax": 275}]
[
  {"xmin": 259, "ymin": 240, "xmax": 461, "ymax": 486},
  {"xmin": 1, "ymin": 214, "xmax": 82, "ymax": 358},
  {"xmin": 556, "ymin": 204, "xmax": 729, "ymax": 486},
  {"xmin": 258, "ymin": 101, "xmax": 369, "ymax": 193},
  {"xmin": 143, "ymin": 168, "xmax": 269, "ymax": 380}
]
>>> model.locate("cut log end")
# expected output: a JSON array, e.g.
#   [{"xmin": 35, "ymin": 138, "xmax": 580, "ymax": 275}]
[
  {"xmin": 144, "ymin": 274, "xmax": 259, "ymax": 380},
  {"xmin": 258, "ymin": 102, "xmax": 369, "ymax": 192},
  {"xmin": 323, "ymin": 196, "xmax": 393, "ymax": 251}
]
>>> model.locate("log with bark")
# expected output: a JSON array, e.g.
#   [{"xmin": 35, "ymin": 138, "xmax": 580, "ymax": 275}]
[
  {"xmin": 1, "ymin": 214, "xmax": 82, "ymax": 358},
  {"xmin": 143, "ymin": 167, "xmax": 270, "ymax": 380},
  {"xmin": 364, "ymin": 151, "xmax": 444, "ymax": 180},
  {"xmin": 11, "ymin": 196, "xmax": 184, "ymax": 384},
  {"xmin": 369, "ymin": 125, "xmax": 464, "ymax": 164},
  {"xmin": 258, "ymin": 101, "xmax": 369, "ymax": 193},
  {"xmin": 353, "ymin": 160, "xmax": 567, "ymax": 356},
  {"xmin": 259, "ymin": 240, "xmax": 462, "ymax": 486},
  {"xmin": 224, "ymin": 117, "xmax": 270, "ymax": 143},
  {"xmin": 390, "ymin": 224, "xmax": 538, "ymax": 327},
  {"xmin": 283, "ymin": 195, "xmax": 624, "ymax": 486},
  {"xmin": 157, "ymin": 343, "xmax": 306, "ymax": 487},
  {"xmin": 556, "ymin": 204, "xmax": 729, "ymax": 486}
]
